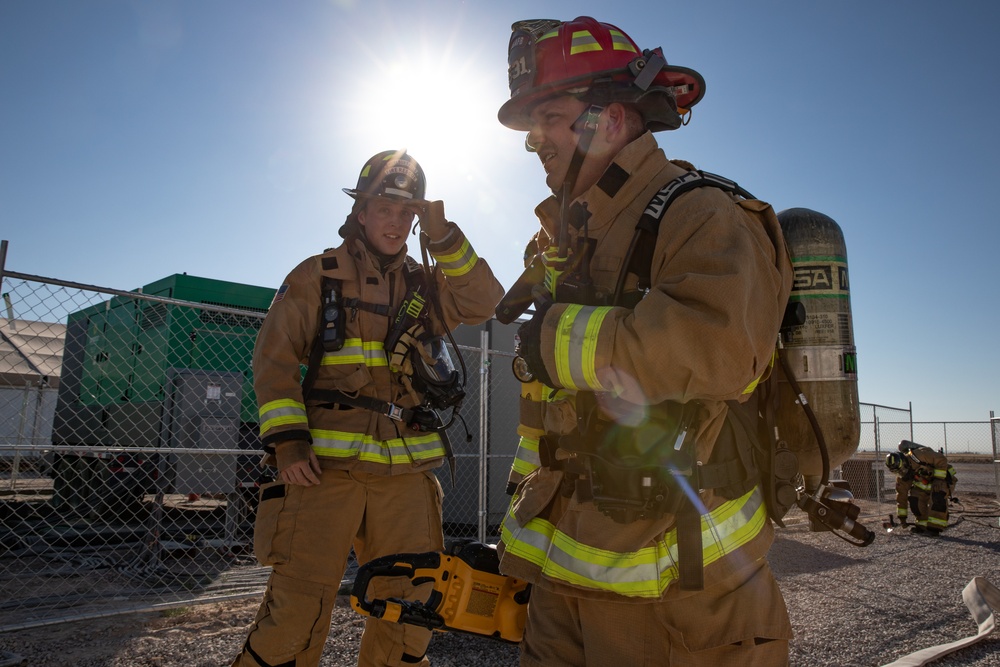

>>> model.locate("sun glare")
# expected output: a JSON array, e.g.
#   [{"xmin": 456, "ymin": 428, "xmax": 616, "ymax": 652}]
[{"xmin": 342, "ymin": 48, "xmax": 508, "ymax": 196}]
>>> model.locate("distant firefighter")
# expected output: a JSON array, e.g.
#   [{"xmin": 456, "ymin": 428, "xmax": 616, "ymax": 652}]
[{"xmin": 885, "ymin": 440, "xmax": 955, "ymax": 535}]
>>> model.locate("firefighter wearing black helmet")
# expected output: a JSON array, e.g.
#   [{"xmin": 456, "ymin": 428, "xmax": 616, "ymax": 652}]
[
  {"xmin": 494, "ymin": 17, "xmax": 794, "ymax": 666},
  {"xmin": 232, "ymin": 150, "xmax": 504, "ymax": 667},
  {"xmin": 887, "ymin": 440, "xmax": 955, "ymax": 535}
]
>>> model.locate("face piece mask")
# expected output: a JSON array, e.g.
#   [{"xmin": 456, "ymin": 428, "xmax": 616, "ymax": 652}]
[{"xmin": 411, "ymin": 338, "xmax": 464, "ymax": 409}]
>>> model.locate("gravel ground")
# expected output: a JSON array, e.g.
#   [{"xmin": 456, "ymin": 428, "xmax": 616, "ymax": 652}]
[{"xmin": 1, "ymin": 498, "xmax": 998, "ymax": 667}]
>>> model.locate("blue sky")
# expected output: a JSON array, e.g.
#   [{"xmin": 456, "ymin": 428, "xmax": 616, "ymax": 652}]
[{"xmin": 1, "ymin": 1, "xmax": 998, "ymax": 422}]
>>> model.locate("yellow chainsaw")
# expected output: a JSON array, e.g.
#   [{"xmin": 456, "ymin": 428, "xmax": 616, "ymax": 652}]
[{"xmin": 350, "ymin": 540, "xmax": 530, "ymax": 643}]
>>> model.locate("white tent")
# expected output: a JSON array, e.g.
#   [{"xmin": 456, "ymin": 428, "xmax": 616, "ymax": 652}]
[{"xmin": 0, "ymin": 318, "xmax": 64, "ymax": 453}]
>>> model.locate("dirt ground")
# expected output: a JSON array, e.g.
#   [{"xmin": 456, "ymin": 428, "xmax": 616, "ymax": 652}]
[{"xmin": 2, "ymin": 498, "xmax": 999, "ymax": 667}]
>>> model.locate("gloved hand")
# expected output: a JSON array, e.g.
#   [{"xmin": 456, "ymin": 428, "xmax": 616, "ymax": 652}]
[
  {"xmin": 413, "ymin": 200, "xmax": 452, "ymax": 243},
  {"xmin": 516, "ymin": 290, "xmax": 555, "ymax": 387},
  {"xmin": 274, "ymin": 440, "xmax": 321, "ymax": 486}
]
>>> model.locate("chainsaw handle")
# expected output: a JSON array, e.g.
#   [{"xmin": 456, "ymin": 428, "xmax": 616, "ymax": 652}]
[{"xmin": 351, "ymin": 551, "xmax": 442, "ymax": 615}]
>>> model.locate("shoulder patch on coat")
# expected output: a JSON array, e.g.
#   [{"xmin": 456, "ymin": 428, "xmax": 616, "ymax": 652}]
[
  {"xmin": 597, "ymin": 163, "xmax": 629, "ymax": 198},
  {"xmin": 322, "ymin": 256, "xmax": 339, "ymax": 270},
  {"xmin": 270, "ymin": 284, "xmax": 289, "ymax": 307}
]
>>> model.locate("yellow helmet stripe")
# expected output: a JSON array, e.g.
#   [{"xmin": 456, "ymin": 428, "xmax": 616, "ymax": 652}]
[
  {"xmin": 609, "ymin": 30, "xmax": 637, "ymax": 52},
  {"xmin": 569, "ymin": 30, "xmax": 602, "ymax": 55}
]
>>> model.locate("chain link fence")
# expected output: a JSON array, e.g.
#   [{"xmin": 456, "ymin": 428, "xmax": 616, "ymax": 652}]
[
  {"xmin": 839, "ymin": 403, "xmax": 999, "ymax": 530},
  {"xmin": 0, "ymin": 257, "xmax": 522, "ymax": 633},
  {"xmin": 2, "ymin": 247, "xmax": 997, "ymax": 632}
]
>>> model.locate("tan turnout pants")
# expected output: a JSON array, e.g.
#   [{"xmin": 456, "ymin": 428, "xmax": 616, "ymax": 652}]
[
  {"xmin": 519, "ymin": 558, "xmax": 792, "ymax": 667},
  {"xmin": 233, "ymin": 468, "xmax": 445, "ymax": 667}
]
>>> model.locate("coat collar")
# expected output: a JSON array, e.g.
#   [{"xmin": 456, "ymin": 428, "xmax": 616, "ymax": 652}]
[{"xmin": 532, "ymin": 131, "xmax": 668, "ymax": 241}]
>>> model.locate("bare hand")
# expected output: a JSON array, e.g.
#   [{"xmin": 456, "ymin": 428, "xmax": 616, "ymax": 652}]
[{"xmin": 279, "ymin": 450, "xmax": 322, "ymax": 486}]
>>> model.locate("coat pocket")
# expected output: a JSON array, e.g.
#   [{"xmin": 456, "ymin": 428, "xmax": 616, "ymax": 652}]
[
  {"xmin": 253, "ymin": 481, "xmax": 297, "ymax": 566},
  {"xmin": 511, "ymin": 467, "xmax": 563, "ymax": 526}
]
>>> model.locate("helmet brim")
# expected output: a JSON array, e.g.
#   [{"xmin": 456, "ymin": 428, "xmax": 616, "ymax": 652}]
[
  {"xmin": 498, "ymin": 65, "xmax": 705, "ymax": 132},
  {"xmin": 342, "ymin": 188, "xmax": 419, "ymax": 203}
]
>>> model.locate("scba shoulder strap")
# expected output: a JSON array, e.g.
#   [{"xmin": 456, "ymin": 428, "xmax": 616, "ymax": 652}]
[
  {"xmin": 615, "ymin": 170, "xmax": 755, "ymax": 306},
  {"xmin": 607, "ymin": 170, "xmax": 766, "ymax": 590}
]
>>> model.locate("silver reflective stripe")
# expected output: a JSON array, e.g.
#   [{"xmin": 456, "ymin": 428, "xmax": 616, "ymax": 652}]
[
  {"xmin": 511, "ymin": 436, "xmax": 541, "ymax": 476},
  {"xmin": 501, "ymin": 487, "xmax": 767, "ymax": 597},
  {"xmin": 259, "ymin": 399, "xmax": 308, "ymax": 435},
  {"xmin": 609, "ymin": 30, "xmax": 636, "ymax": 52},
  {"xmin": 320, "ymin": 339, "xmax": 387, "ymax": 367},
  {"xmin": 432, "ymin": 239, "xmax": 478, "ymax": 277},
  {"xmin": 311, "ymin": 429, "xmax": 445, "ymax": 464},
  {"xmin": 554, "ymin": 305, "xmax": 609, "ymax": 391}
]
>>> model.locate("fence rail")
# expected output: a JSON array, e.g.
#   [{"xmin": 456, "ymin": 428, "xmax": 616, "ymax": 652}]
[{"xmin": 1, "ymin": 254, "xmax": 997, "ymax": 632}]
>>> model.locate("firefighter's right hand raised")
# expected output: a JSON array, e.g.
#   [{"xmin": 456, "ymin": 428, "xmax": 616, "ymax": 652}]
[
  {"xmin": 275, "ymin": 441, "xmax": 322, "ymax": 486},
  {"xmin": 412, "ymin": 200, "xmax": 452, "ymax": 243}
]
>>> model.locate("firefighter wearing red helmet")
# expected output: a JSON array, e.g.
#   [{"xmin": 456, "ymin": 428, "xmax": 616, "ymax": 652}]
[
  {"xmin": 495, "ymin": 18, "xmax": 795, "ymax": 665},
  {"xmin": 232, "ymin": 150, "xmax": 504, "ymax": 667}
]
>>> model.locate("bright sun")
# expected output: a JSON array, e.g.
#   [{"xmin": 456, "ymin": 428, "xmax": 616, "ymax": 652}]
[{"xmin": 341, "ymin": 46, "xmax": 510, "ymax": 195}]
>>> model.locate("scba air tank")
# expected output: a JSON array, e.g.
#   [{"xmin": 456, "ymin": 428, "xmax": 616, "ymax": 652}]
[{"xmin": 775, "ymin": 208, "xmax": 860, "ymax": 491}]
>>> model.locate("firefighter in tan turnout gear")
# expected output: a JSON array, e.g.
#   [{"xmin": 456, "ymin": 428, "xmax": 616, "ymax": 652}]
[
  {"xmin": 886, "ymin": 439, "xmax": 955, "ymax": 535},
  {"xmin": 233, "ymin": 150, "xmax": 504, "ymax": 667},
  {"xmin": 494, "ymin": 17, "xmax": 794, "ymax": 666}
]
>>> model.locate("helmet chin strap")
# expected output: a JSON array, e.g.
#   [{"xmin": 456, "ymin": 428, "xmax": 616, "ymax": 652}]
[{"xmin": 557, "ymin": 105, "xmax": 603, "ymax": 258}]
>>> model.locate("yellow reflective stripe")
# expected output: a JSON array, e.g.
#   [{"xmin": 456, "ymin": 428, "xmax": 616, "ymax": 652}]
[
  {"xmin": 609, "ymin": 30, "xmax": 636, "ymax": 52},
  {"xmin": 569, "ymin": 30, "xmax": 601, "ymax": 54},
  {"xmin": 928, "ymin": 516, "xmax": 948, "ymax": 528},
  {"xmin": 743, "ymin": 350, "xmax": 777, "ymax": 395},
  {"xmin": 320, "ymin": 339, "xmax": 387, "ymax": 367},
  {"xmin": 913, "ymin": 479, "xmax": 932, "ymax": 491},
  {"xmin": 259, "ymin": 399, "xmax": 307, "ymax": 435},
  {"xmin": 553, "ymin": 305, "xmax": 610, "ymax": 391},
  {"xmin": 310, "ymin": 429, "xmax": 444, "ymax": 464},
  {"xmin": 501, "ymin": 487, "xmax": 766, "ymax": 598},
  {"xmin": 933, "ymin": 468, "xmax": 947, "ymax": 479},
  {"xmin": 432, "ymin": 238, "xmax": 478, "ymax": 277},
  {"xmin": 897, "ymin": 508, "xmax": 908, "ymax": 518},
  {"xmin": 538, "ymin": 29, "xmax": 559, "ymax": 42},
  {"xmin": 511, "ymin": 436, "xmax": 541, "ymax": 476}
]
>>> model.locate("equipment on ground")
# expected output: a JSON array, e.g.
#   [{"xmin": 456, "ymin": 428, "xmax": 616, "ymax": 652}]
[{"xmin": 350, "ymin": 540, "xmax": 530, "ymax": 644}]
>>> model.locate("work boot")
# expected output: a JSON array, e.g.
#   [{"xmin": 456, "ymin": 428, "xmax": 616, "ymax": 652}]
[
  {"xmin": 925, "ymin": 528, "xmax": 942, "ymax": 537},
  {"xmin": 910, "ymin": 525, "xmax": 926, "ymax": 534}
]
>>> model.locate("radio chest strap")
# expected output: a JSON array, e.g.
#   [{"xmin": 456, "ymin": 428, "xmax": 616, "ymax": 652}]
[{"xmin": 302, "ymin": 260, "xmax": 430, "ymax": 396}]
